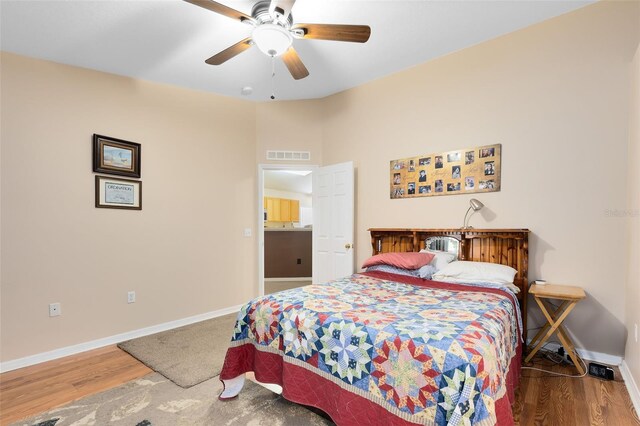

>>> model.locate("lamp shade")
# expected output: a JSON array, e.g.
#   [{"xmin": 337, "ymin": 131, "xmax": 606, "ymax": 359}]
[
  {"xmin": 252, "ymin": 24, "xmax": 293, "ymax": 57},
  {"xmin": 463, "ymin": 198, "xmax": 485, "ymax": 228},
  {"xmin": 469, "ymin": 198, "xmax": 484, "ymax": 211}
]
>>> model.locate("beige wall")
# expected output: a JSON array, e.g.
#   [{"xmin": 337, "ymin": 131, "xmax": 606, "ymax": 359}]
[
  {"xmin": 2, "ymin": 1, "xmax": 639, "ymax": 364},
  {"xmin": 256, "ymin": 100, "xmax": 323, "ymax": 166},
  {"xmin": 625, "ymin": 41, "xmax": 640, "ymax": 385},
  {"xmin": 321, "ymin": 1, "xmax": 639, "ymax": 356},
  {"xmin": 0, "ymin": 53, "xmax": 257, "ymax": 361}
]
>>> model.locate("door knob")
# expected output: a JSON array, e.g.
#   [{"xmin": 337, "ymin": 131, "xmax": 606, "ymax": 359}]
[{"xmin": 345, "ymin": 243, "xmax": 352, "ymax": 249}]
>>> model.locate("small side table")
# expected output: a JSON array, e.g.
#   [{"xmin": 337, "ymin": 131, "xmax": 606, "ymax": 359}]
[{"xmin": 525, "ymin": 283, "xmax": 586, "ymax": 374}]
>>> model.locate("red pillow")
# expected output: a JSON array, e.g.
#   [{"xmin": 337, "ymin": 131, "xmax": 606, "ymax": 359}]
[{"xmin": 362, "ymin": 252, "xmax": 435, "ymax": 270}]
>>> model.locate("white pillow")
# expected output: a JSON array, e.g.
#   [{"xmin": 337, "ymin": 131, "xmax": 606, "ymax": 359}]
[
  {"xmin": 435, "ymin": 277, "xmax": 520, "ymax": 294},
  {"xmin": 432, "ymin": 261, "xmax": 518, "ymax": 289},
  {"xmin": 420, "ymin": 249, "xmax": 456, "ymax": 271}
]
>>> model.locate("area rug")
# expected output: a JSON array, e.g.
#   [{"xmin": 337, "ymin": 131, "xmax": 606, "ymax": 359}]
[
  {"xmin": 11, "ymin": 373, "xmax": 334, "ymax": 426},
  {"xmin": 117, "ymin": 313, "xmax": 237, "ymax": 388}
]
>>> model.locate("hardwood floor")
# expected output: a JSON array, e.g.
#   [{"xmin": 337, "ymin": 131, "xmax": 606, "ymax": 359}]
[
  {"xmin": 515, "ymin": 354, "xmax": 640, "ymax": 425},
  {"xmin": 0, "ymin": 346, "xmax": 152, "ymax": 425},
  {"xmin": 0, "ymin": 347, "xmax": 638, "ymax": 425}
]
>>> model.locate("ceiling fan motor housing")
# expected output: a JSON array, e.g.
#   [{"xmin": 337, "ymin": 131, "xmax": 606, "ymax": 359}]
[{"xmin": 251, "ymin": 1, "xmax": 293, "ymax": 27}]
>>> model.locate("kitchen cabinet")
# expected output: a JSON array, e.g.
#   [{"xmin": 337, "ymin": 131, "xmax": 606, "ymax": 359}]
[
  {"xmin": 280, "ymin": 199, "xmax": 291, "ymax": 222},
  {"xmin": 264, "ymin": 229, "xmax": 312, "ymax": 278},
  {"xmin": 290, "ymin": 200, "xmax": 300, "ymax": 222},
  {"xmin": 265, "ymin": 197, "xmax": 276, "ymax": 221},
  {"xmin": 264, "ymin": 197, "xmax": 301, "ymax": 223}
]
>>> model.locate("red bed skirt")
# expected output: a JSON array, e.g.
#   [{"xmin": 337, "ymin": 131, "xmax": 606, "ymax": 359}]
[{"xmin": 220, "ymin": 338, "xmax": 521, "ymax": 425}]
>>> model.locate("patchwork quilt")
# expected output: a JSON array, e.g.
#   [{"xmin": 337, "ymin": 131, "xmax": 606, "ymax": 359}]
[{"xmin": 220, "ymin": 271, "xmax": 522, "ymax": 426}]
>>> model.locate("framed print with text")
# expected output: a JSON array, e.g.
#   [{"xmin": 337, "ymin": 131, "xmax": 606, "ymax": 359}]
[
  {"xmin": 93, "ymin": 134, "xmax": 141, "ymax": 178},
  {"xmin": 95, "ymin": 176, "xmax": 142, "ymax": 210}
]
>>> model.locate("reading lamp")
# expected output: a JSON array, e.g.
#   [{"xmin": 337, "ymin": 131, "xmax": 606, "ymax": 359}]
[{"xmin": 463, "ymin": 198, "xmax": 484, "ymax": 228}]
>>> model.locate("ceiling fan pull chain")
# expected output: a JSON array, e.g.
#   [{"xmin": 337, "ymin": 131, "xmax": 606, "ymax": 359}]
[{"xmin": 270, "ymin": 55, "xmax": 276, "ymax": 100}]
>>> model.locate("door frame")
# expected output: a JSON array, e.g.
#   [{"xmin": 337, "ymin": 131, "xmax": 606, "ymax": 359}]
[{"xmin": 257, "ymin": 163, "xmax": 318, "ymax": 296}]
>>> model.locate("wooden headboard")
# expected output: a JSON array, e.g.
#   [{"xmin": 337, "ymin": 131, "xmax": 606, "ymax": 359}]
[{"xmin": 368, "ymin": 228, "xmax": 530, "ymax": 342}]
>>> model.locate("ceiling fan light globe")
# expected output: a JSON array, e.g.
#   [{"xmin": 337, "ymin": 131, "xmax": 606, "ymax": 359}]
[{"xmin": 252, "ymin": 24, "xmax": 292, "ymax": 57}]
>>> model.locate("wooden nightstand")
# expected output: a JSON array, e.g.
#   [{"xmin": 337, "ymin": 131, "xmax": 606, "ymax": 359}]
[{"xmin": 525, "ymin": 283, "xmax": 586, "ymax": 374}]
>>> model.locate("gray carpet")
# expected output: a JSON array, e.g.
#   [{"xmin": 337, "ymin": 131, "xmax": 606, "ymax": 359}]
[
  {"xmin": 118, "ymin": 314, "xmax": 237, "ymax": 388},
  {"xmin": 11, "ymin": 373, "xmax": 334, "ymax": 426}
]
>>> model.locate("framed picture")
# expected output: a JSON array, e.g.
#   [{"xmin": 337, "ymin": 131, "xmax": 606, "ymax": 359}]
[
  {"xmin": 390, "ymin": 143, "xmax": 501, "ymax": 199},
  {"xmin": 95, "ymin": 175, "xmax": 142, "ymax": 210},
  {"xmin": 93, "ymin": 134, "xmax": 141, "ymax": 178}
]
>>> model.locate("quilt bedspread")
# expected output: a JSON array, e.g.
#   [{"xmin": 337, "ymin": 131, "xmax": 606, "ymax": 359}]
[{"xmin": 220, "ymin": 271, "xmax": 522, "ymax": 426}]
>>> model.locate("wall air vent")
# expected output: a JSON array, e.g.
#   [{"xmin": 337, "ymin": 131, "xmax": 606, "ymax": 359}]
[{"xmin": 266, "ymin": 150, "xmax": 311, "ymax": 161}]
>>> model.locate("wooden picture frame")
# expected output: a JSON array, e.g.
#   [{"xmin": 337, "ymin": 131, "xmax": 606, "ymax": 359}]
[
  {"xmin": 95, "ymin": 175, "xmax": 142, "ymax": 210},
  {"xmin": 93, "ymin": 134, "xmax": 141, "ymax": 178}
]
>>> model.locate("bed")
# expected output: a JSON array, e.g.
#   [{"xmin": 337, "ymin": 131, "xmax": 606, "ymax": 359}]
[{"xmin": 219, "ymin": 228, "xmax": 529, "ymax": 425}]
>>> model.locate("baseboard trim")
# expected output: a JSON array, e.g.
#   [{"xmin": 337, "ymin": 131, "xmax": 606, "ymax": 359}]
[
  {"xmin": 620, "ymin": 360, "xmax": 640, "ymax": 416},
  {"xmin": 264, "ymin": 277, "xmax": 312, "ymax": 282},
  {"xmin": 575, "ymin": 347, "xmax": 623, "ymax": 366},
  {"xmin": 526, "ymin": 340, "xmax": 623, "ymax": 366},
  {"xmin": 0, "ymin": 304, "xmax": 243, "ymax": 373}
]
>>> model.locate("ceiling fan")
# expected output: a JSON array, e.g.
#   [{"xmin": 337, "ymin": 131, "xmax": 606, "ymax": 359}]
[{"xmin": 185, "ymin": 0, "xmax": 371, "ymax": 80}]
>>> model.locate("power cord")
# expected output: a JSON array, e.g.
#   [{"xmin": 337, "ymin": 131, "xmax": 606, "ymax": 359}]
[
  {"xmin": 542, "ymin": 350, "xmax": 564, "ymax": 364},
  {"xmin": 523, "ymin": 348, "xmax": 588, "ymax": 378}
]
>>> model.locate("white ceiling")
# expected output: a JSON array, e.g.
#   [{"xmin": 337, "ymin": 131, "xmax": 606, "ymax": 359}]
[
  {"xmin": 1, "ymin": 0, "xmax": 594, "ymax": 102},
  {"xmin": 265, "ymin": 170, "xmax": 312, "ymax": 194}
]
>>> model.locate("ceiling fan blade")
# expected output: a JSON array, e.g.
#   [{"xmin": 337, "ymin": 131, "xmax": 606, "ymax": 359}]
[
  {"xmin": 269, "ymin": 0, "xmax": 296, "ymax": 20},
  {"xmin": 184, "ymin": 0, "xmax": 255, "ymax": 24},
  {"xmin": 281, "ymin": 47, "xmax": 309, "ymax": 80},
  {"xmin": 292, "ymin": 24, "xmax": 371, "ymax": 43},
  {"xmin": 205, "ymin": 38, "xmax": 253, "ymax": 65}
]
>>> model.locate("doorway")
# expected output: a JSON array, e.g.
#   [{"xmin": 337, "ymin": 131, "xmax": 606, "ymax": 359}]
[{"xmin": 258, "ymin": 164, "xmax": 317, "ymax": 296}]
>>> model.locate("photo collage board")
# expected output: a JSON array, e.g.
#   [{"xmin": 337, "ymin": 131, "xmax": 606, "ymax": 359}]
[{"xmin": 390, "ymin": 143, "xmax": 501, "ymax": 199}]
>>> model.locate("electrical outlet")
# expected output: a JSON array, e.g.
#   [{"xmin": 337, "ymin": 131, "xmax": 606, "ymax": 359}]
[
  {"xmin": 243, "ymin": 228, "xmax": 252, "ymax": 237},
  {"xmin": 556, "ymin": 346, "xmax": 572, "ymax": 363},
  {"xmin": 297, "ymin": 258, "xmax": 302, "ymax": 264},
  {"xmin": 49, "ymin": 303, "xmax": 61, "ymax": 317},
  {"xmin": 588, "ymin": 362, "xmax": 615, "ymax": 380},
  {"xmin": 128, "ymin": 291, "xmax": 136, "ymax": 304}
]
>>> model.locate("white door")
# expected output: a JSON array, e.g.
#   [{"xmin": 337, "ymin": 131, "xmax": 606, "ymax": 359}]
[{"xmin": 312, "ymin": 161, "xmax": 354, "ymax": 284}]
